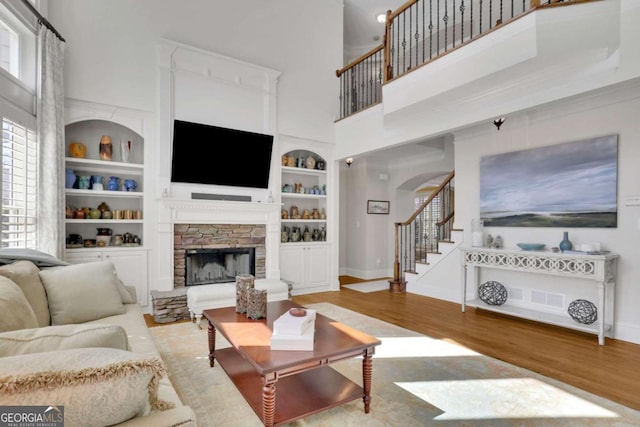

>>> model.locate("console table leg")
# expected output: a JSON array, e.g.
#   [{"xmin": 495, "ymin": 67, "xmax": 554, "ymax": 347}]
[
  {"xmin": 208, "ymin": 320, "xmax": 216, "ymax": 367},
  {"xmin": 362, "ymin": 348, "xmax": 374, "ymax": 413},
  {"xmin": 262, "ymin": 381, "xmax": 276, "ymax": 427},
  {"xmin": 597, "ymin": 282, "xmax": 605, "ymax": 345}
]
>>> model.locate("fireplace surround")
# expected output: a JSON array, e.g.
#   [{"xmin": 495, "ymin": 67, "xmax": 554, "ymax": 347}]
[{"xmin": 173, "ymin": 223, "xmax": 265, "ymax": 287}]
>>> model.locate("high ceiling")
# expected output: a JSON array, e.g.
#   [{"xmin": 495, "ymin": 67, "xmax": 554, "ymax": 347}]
[{"xmin": 343, "ymin": 0, "xmax": 406, "ymax": 62}]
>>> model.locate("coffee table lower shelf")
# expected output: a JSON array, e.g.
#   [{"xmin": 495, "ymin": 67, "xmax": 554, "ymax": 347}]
[{"xmin": 215, "ymin": 346, "xmax": 365, "ymax": 426}]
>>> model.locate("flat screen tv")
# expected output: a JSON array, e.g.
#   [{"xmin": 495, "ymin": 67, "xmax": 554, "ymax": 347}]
[{"xmin": 171, "ymin": 120, "xmax": 273, "ymax": 189}]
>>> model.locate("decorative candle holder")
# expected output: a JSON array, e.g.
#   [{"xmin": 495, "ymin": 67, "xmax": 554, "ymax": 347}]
[
  {"xmin": 246, "ymin": 288, "xmax": 267, "ymax": 320},
  {"xmin": 235, "ymin": 274, "xmax": 255, "ymax": 314}
]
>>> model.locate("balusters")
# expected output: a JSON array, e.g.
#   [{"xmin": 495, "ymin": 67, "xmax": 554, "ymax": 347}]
[{"xmin": 338, "ymin": 0, "xmax": 544, "ymax": 116}]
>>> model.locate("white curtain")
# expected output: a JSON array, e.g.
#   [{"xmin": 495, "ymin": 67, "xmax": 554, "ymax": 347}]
[{"xmin": 36, "ymin": 27, "xmax": 65, "ymax": 257}]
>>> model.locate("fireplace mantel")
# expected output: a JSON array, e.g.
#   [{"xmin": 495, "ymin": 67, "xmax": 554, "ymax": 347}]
[
  {"xmin": 154, "ymin": 198, "xmax": 282, "ymax": 291},
  {"xmin": 161, "ymin": 199, "xmax": 281, "ymax": 224}
]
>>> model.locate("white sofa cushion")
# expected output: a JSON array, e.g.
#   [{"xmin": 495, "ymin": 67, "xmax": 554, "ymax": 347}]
[
  {"xmin": 0, "ymin": 347, "xmax": 174, "ymax": 427},
  {"xmin": 0, "ymin": 276, "xmax": 38, "ymax": 332},
  {"xmin": 0, "ymin": 260, "xmax": 50, "ymax": 327},
  {"xmin": 0, "ymin": 323, "xmax": 130, "ymax": 356},
  {"xmin": 39, "ymin": 261, "xmax": 126, "ymax": 325}
]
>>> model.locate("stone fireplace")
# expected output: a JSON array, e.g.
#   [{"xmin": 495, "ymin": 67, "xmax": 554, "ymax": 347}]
[
  {"xmin": 173, "ymin": 223, "xmax": 266, "ymax": 287},
  {"xmin": 151, "ymin": 199, "xmax": 281, "ymax": 323}
]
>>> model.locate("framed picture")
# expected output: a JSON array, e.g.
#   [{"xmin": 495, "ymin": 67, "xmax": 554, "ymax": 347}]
[
  {"xmin": 480, "ymin": 134, "xmax": 618, "ymax": 227},
  {"xmin": 367, "ymin": 200, "xmax": 390, "ymax": 215}
]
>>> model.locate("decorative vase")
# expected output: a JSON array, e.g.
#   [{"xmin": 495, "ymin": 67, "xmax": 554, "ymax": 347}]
[
  {"xmin": 99, "ymin": 135, "xmax": 113, "ymax": 161},
  {"xmin": 559, "ymin": 231, "xmax": 573, "ymax": 252},
  {"xmin": 65, "ymin": 169, "xmax": 76, "ymax": 189},
  {"xmin": 107, "ymin": 176, "xmax": 120, "ymax": 191},
  {"xmin": 121, "ymin": 139, "xmax": 132, "ymax": 163},
  {"xmin": 69, "ymin": 142, "xmax": 86, "ymax": 158},
  {"xmin": 471, "ymin": 219, "xmax": 484, "ymax": 247}
]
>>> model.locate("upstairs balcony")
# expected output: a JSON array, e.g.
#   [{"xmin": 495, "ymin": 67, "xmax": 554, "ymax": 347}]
[{"xmin": 334, "ymin": 0, "xmax": 640, "ymax": 161}]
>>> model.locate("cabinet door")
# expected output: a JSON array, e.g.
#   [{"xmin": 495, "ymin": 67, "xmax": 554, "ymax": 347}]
[
  {"xmin": 280, "ymin": 245, "xmax": 305, "ymax": 287},
  {"xmin": 65, "ymin": 252, "xmax": 103, "ymax": 264},
  {"xmin": 105, "ymin": 250, "xmax": 148, "ymax": 306},
  {"xmin": 304, "ymin": 245, "xmax": 329, "ymax": 289}
]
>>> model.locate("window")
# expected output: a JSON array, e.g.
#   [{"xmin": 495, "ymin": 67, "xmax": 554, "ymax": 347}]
[
  {"xmin": 415, "ymin": 188, "xmax": 441, "ymax": 247},
  {"xmin": 0, "ymin": 18, "xmax": 19, "ymax": 78},
  {"xmin": 2, "ymin": 116, "xmax": 37, "ymax": 248},
  {"xmin": 0, "ymin": 0, "xmax": 37, "ymax": 92}
]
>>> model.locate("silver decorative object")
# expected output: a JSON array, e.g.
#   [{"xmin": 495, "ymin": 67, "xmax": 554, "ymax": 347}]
[
  {"xmin": 235, "ymin": 274, "xmax": 255, "ymax": 314},
  {"xmin": 568, "ymin": 299, "xmax": 597, "ymax": 325},
  {"xmin": 478, "ymin": 281, "xmax": 508, "ymax": 306},
  {"xmin": 246, "ymin": 288, "xmax": 267, "ymax": 320}
]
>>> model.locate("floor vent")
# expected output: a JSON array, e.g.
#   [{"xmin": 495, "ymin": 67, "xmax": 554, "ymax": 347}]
[
  {"xmin": 507, "ymin": 286, "xmax": 524, "ymax": 302},
  {"xmin": 531, "ymin": 290, "xmax": 564, "ymax": 309}
]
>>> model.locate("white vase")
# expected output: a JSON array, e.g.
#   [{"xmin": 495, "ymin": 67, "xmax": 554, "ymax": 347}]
[{"xmin": 121, "ymin": 139, "xmax": 131, "ymax": 163}]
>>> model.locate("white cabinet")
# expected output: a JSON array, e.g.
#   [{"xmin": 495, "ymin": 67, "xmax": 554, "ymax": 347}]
[
  {"xmin": 280, "ymin": 243, "xmax": 329, "ymax": 295},
  {"xmin": 65, "ymin": 249, "xmax": 149, "ymax": 306},
  {"xmin": 279, "ymin": 146, "xmax": 334, "ymax": 294}
]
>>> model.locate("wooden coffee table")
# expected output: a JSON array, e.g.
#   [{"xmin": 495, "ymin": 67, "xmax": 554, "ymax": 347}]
[{"xmin": 203, "ymin": 300, "xmax": 381, "ymax": 427}]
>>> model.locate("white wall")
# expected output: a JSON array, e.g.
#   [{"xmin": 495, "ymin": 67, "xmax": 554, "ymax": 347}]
[
  {"xmin": 455, "ymin": 79, "xmax": 640, "ymax": 344},
  {"xmin": 48, "ymin": 0, "xmax": 343, "ymax": 144},
  {"xmin": 340, "ymin": 141, "xmax": 455, "ymax": 279}
]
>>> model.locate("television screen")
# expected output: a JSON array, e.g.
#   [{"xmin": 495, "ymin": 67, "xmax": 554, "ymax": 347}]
[{"xmin": 171, "ymin": 120, "xmax": 273, "ymax": 189}]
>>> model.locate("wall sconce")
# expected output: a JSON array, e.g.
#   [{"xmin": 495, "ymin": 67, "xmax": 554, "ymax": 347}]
[
  {"xmin": 345, "ymin": 157, "xmax": 353, "ymax": 167},
  {"xmin": 493, "ymin": 117, "xmax": 506, "ymax": 130}
]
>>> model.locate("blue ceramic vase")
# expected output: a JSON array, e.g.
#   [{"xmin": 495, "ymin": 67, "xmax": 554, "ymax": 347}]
[
  {"xmin": 559, "ymin": 231, "xmax": 573, "ymax": 252},
  {"xmin": 65, "ymin": 169, "xmax": 76, "ymax": 189}
]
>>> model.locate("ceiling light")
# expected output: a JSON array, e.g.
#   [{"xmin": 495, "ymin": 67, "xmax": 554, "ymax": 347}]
[
  {"xmin": 346, "ymin": 157, "xmax": 354, "ymax": 167},
  {"xmin": 376, "ymin": 13, "xmax": 386, "ymax": 24}
]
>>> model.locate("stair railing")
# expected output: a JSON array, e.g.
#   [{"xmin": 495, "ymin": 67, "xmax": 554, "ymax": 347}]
[{"xmin": 391, "ymin": 171, "xmax": 455, "ymax": 290}]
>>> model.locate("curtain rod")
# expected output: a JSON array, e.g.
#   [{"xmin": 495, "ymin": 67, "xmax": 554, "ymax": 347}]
[{"xmin": 19, "ymin": 0, "xmax": 65, "ymax": 42}]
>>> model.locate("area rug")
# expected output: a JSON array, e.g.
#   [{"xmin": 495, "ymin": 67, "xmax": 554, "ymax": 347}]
[
  {"xmin": 149, "ymin": 303, "xmax": 640, "ymax": 426},
  {"xmin": 342, "ymin": 280, "xmax": 390, "ymax": 293}
]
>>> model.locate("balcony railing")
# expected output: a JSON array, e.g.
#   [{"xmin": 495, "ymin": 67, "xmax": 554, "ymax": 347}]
[{"xmin": 336, "ymin": 0, "xmax": 586, "ymax": 120}]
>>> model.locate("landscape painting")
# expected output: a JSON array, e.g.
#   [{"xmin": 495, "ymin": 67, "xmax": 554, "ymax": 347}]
[{"xmin": 480, "ymin": 134, "xmax": 618, "ymax": 227}]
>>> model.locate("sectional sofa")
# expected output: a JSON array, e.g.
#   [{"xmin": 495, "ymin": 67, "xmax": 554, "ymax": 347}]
[{"xmin": 0, "ymin": 251, "xmax": 196, "ymax": 426}]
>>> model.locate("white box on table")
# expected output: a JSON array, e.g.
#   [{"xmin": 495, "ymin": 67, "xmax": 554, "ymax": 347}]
[
  {"xmin": 273, "ymin": 309, "xmax": 316, "ymax": 336},
  {"xmin": 270, "ymin": 326, "xmax": 315, "ymax": 351}
]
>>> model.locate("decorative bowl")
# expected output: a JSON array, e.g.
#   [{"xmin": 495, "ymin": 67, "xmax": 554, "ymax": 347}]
[
  {"xmin": 517, "ymin": 243, "xmax": 546, "ymax": 251},
  {"xmin": 289, "ymin": 308, "xmax": 307, "ymax": 317}
]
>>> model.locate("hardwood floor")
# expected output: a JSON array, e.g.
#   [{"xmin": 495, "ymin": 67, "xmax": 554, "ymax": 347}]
[{"xmin": 292, "ymin": 276, "xmax": 640, "ymax": 412}]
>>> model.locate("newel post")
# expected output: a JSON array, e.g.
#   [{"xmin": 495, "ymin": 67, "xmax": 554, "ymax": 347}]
[
  {"xmin": 389, "ymin": 222, "xmax": 407, "ymax": 293},
  {"xmin": 383, "ymin": 9, "xmax": 393, "ymax": 82}
]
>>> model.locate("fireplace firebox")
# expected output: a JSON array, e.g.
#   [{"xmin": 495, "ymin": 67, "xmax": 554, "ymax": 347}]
[{"xmin": 185, "ymin": 248, "xmax": 255, "ymax": 286}]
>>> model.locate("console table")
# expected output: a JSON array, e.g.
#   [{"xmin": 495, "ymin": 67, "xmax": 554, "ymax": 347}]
[{"xmin": 460, "ymin": 247, "xmax": 618, "ymax": 345}]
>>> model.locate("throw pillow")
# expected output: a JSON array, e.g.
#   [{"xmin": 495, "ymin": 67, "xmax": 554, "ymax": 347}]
[
  {"xmin": 116, "ymin": 278, "xmax": 136, "ymax": 304},
  {"xmin": 0, "ymin": 276, "xmax": 38, "ymax": 332},
  {"xmin": 0, "ymin": 347, "xmax": 175, "ymax": 427},
  {"xmin": 0, "ymin": 323, "xmax": 130, "ymax": 357},
  {"xmin": 39, "ymin": 261, "xmax": 126, "ymax": 325},
  {"xmin": 0, "ymin": 260, "xmax": 50, "ymax": 327},
  {"xmin": 0, "ymin": 248, "xmax": 69, "ymax": 267}
]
